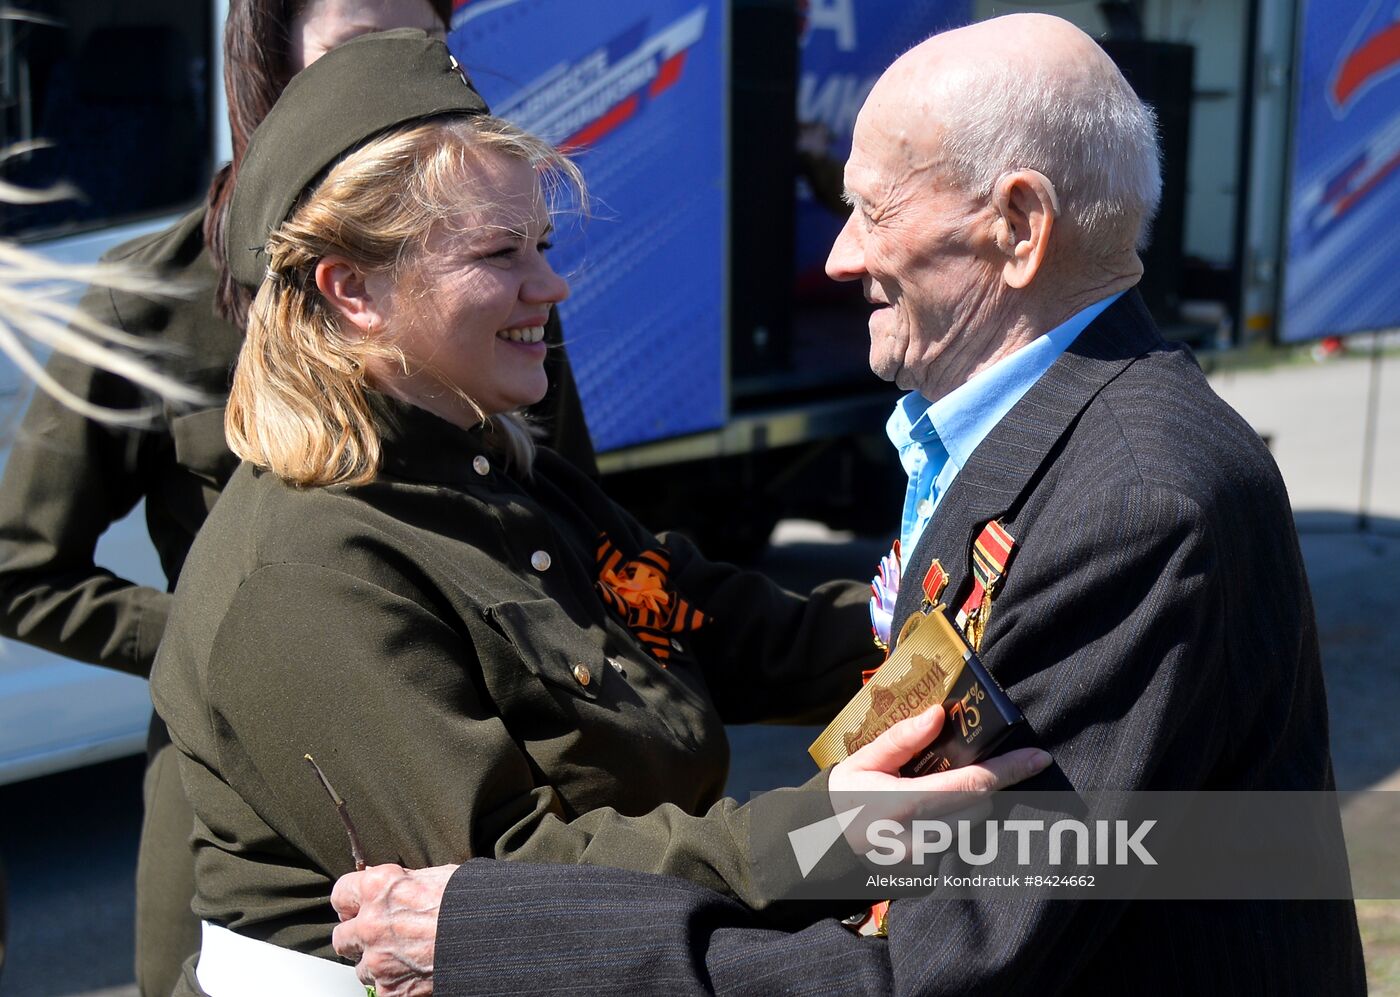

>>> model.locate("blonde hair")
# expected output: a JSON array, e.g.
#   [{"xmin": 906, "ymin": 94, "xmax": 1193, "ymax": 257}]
[
  {"xmin": 225, "ymin": 114, "xmax": 584, "ymax": 487},
  {"xmin": 0, "ymin": 143, "xmax": 209, "ymax": 424}
]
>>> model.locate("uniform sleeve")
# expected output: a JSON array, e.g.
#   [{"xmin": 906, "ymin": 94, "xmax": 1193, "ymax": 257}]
[
  {"xmin": 0, "ymin": 286, "xmax": 169, "ymax": 675},
  {"xmin": 434, "ymin": 484, "xmax": 1235, "ymax": 994},
  {"xmin": 664, "ymin": 531, "xmax": 882, "ymax": 725},
  {"xmin": 197, "ymin": 561, "xmax": 850, "ymax": 922}
]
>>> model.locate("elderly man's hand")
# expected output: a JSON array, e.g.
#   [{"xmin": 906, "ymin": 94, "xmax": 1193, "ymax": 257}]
[{"xmin": 331, "ymin": 862, "xmax": 458, "ymax": 997}]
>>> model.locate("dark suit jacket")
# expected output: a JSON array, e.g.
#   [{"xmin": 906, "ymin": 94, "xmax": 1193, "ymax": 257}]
[{"xmin": 431, "ymin": 292, "xmax": 1365, "ymax": 995}]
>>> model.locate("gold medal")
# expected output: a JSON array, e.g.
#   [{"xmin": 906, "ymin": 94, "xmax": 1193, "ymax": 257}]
[{"xmin": 895, "ymin": 610, "xmax": 925, "ymax": 646}]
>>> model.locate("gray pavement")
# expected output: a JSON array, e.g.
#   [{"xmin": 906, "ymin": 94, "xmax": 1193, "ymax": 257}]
[
  {"xmin": 1211, "ymin": 350, "xmax": 1400, "ymax": 790},
  {"xmin": 1209, "ymin": 350, "xmax": 1400, "ymax": 522},
  {"xmin": 1299, "ymin": 524, "xmax": 1400, "ymax": 791}
]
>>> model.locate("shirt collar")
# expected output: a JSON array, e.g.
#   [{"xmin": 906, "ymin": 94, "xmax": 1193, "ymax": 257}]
[{"xmin": 885, "ymin": 390, "xmax": 940, "ymax": 478}]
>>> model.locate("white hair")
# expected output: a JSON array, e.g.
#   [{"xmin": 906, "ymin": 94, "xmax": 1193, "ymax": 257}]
[{"xmin": 933, "ymin": 58, "xmax": 1162, "ymax": 254}]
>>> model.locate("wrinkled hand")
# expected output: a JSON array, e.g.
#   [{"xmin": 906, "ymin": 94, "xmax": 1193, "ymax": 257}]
[
  {"xmin": 331, "ymin": 863, "xmax": 458, "ymax": 997},
  {"xmin": 828, "ymin": 706, "xmax": 1052, "ymax": 848}
]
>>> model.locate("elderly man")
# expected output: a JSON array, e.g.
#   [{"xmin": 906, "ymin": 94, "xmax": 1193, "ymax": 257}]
[{"xmin": 331, "ymin": 14, "xmax": 1364, "ymax": 995}]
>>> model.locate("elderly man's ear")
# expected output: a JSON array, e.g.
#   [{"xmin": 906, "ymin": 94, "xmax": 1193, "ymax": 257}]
[{"xmin": 991, "ymin": 169, "xmax": 1058, "ymax": 290}]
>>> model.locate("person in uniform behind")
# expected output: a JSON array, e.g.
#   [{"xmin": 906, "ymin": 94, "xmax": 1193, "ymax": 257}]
[
  {"xmin": 0, "ymin": 2, "xmax": 598, "ymax": 993},
  {"xmin": 149, "ymin": 29, "xmax": 1051, "ymax": 995},
  {"xmin": 0, "ymin": 154, "xmax": 219, "ymax": 985}
]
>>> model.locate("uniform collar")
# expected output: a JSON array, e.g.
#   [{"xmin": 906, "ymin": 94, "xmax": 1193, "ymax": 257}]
[{"xmin": 374, "ymin": 395, "xmax": 505, "ymax": 490}]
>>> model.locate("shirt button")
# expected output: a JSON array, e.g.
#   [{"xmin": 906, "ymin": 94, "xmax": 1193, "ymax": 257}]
[
  {"xmin": 608, "ymin": 657, "xmax": 627, "ymax": 677},
  {"xmin": 917, "ymin": 499, "xmax": 932, "ymax": 518},
  {"xmin": 472, "ymin": 455, "xmax": 491, "ymax": 476},
  {"xmin": 531, "ymin": 550, "xmax": 552, "ymax": 572},
  {"xmin": 572, "ymin": 663, "xmax": 592, "ymax": 687}
]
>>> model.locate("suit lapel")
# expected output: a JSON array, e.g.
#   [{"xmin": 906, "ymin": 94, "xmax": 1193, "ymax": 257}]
[{"xmin": 891, "ymin": 290, "xmax": 1166, "ymax": 638}]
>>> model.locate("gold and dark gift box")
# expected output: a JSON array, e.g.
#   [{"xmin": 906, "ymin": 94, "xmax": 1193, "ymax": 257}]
[{"xmin": 809, "ymin": 607, "xmax": 1025, "ymax": 776}]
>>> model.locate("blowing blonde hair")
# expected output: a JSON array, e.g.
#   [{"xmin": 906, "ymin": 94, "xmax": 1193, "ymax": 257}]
[
  {"xmin": 0, "ymin": 144, "xmax": 210, "ymax": 423},
  {"xmin": 225, "ymin": 114, "xmax": 584, "ymax": 487}
]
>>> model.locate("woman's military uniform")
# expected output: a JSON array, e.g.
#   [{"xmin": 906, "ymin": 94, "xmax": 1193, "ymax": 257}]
[
  {"xmin": 0, "ymin": 208, "xmax": 597, "ymax": 996},
  {"xmin": 150, "ymin": 400, "xmax": 877, "ymax": 990}
]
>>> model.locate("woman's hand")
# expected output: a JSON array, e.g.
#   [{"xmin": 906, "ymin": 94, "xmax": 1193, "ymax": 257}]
[
  {"xmin": 331, "ymin": 862, "xmax": 458, "ymax": 997},
  {"xmin": 828, "ymin": 706, "xmax": 1053, "ymax": 851},
  {"xmin": 830, "ymin": 705, "xmax": 1051, "ymax": 794}
]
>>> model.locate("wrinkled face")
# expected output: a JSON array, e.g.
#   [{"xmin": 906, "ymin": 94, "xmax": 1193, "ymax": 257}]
[
  {"xmin": 825, "ymin": 96, "xmax": 998, "ymax": 401},
  {"xmin": 366, "ymin": 151, "xmax": 568, "ymax": 418},
  {"xmin": 289, "ymin": 0, "xmax": 445, "ymax": 73}
]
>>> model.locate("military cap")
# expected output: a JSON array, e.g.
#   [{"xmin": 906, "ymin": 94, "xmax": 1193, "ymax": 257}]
[{"xmin": 226, "ymin": 28, "xmax": 489, "ymax": 288}]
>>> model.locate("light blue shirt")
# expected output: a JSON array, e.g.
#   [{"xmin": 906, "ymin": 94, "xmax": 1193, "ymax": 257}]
[{"xmin": 888, "ymin": 292, "xmax": 1124, "ymax": 557}]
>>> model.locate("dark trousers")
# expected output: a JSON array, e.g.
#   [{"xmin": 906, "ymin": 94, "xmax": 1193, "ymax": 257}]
[
  {"xmin": 0, "ymin": 852, "xmax": 8, "ymax": 983},
  {"xmin": 135, "ymin": 716, "xmax": 201, "ymax": 997}
]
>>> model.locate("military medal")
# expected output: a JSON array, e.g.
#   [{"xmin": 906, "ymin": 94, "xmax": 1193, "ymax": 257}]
[
  {"xmin": 894, "ymin": 610, "xmax": 925, "ymax": 647},
  {"xmin": 841, "ymin": 899, "xmax": 891, "ymax": 938},
  {"xmin": 811, "ymin": 519, "xmax": 1026, "ymax": 774},
  {"xmin": 829, "ymin": 523, "xmax": 1027, "ymax": 940},
  {"xmin": 955, "ymin": 520, "xmax": 1017, "ymax": 652},
  {"xmin": 921, "ymin": 558, "xmax": 948, "ymax": 609}
]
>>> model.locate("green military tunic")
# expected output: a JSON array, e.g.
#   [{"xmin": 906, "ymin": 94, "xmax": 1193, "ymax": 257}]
[
  {"xmin": 151, "ymin": 399, "xmax": 877, "ymax": 969},
  {"xmin": 0, "ymin": 208, "xmax": 599, "ymax": 995}
]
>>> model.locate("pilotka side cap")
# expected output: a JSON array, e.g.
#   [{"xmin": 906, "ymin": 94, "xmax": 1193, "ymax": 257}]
[{"xmin": 225, "ymin": 28, "xmax": 490, "ymax": 289}]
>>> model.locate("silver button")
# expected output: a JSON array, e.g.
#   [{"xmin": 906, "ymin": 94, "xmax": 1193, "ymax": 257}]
[
  {"xmin": 572, "ymin": 663, "xmax": 592, "ymax": 687},
  {"xmin": 608, "ymin": 657, "xmax": 627, "ymax": 677},
  {"xmin": 670, "ymin": 638, "xmax": 683, "ymax": 652},
  {"xmin": 531, "ymin": 550, "xmax": 552, "ymax": 572},
  {"xmin": 472, "ymin": 455, "xmax": 491, "ymax": 476}
]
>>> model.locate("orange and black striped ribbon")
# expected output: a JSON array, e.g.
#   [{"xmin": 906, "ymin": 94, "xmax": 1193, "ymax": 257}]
[{"xmin": 595, "ymin": 535, "xmax": 706, "ymax": 665}]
